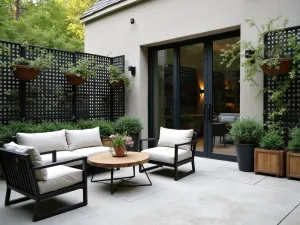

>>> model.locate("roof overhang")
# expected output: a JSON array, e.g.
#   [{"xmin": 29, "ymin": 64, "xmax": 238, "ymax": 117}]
[{"xmin": 80, "ymin": 0, "xmax": 145, "ymax": 23}]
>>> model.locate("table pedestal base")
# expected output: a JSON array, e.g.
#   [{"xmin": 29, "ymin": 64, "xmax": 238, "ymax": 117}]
[{"xmin": 91, "ymin": 165, "xmax": 152, "ymax": 195}]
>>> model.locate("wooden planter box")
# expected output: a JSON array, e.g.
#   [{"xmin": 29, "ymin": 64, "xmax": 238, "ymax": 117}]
[
  {"xmin": 286, "ymin": 152, "xmax": 300, "ymax": 179},
  {"xmin": 254, "ymin": 148, "xmax": 286, "ymax": 177},
  {"xmin": 102, "ymin": 137, "xmax": 112, "ymax": 147}
]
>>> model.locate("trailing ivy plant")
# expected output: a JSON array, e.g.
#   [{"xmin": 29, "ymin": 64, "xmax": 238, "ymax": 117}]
[
  {"xmin": 61, "ymin": 58, "xmax": 99, "ymax": 80},
  {"xmin": 221, "ymin": 16, "xmax": 300, "ymax": 131}
]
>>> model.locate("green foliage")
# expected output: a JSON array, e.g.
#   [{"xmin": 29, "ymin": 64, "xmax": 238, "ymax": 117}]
[
  {"xmin": 180, "ymin": 114, "xmax": 194, "ymax": 123},
  {"xmin": 105, "ymin": 64, "xmax": 131, "ymax": 87},
  {"xmin": 288, "ymin": 127, "xmax": 300, "ymax": 153},
  {"xmin": 221, "ymin": 16, "xmax": 300, "ymax": 131},
  {"xmin": 114, "ymin": 116, "xmax": 143, "ymax": 135},
  {"xmin": 229, "ymin": 119, "xmax": 264, "ymax": 144},
  {"xmin": 61, "ymin": 58, "xmax": 98, "ymax": 80},
  {"xmin": 259, "ymin": 130, "xmax": 285, "ymax": 150},
  {"xmin": 109, "ymin": 133, "xmax": 134, "ymax": 148},
  {"xmin": 0, "ymin": 119, "xmax": 114, "ymax": 146},
  {"xmin": 0, "ymin": 0, "xmax": 96, "ymax": 51},
  {"xmin": 75, "ymin": 119, "xmax": 114, "ymax": 137}
]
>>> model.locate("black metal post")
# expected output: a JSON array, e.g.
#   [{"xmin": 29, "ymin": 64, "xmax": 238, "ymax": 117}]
[
  {"xmin": 72, "ymin": 53, "xmax": 77, "ymax": 121},
  {"xmin": 110, "ymin": 58, "xmax": 114, "ymax": 121},
  {"xmin": 19, "ymin": 46, "xmax": 27, "ymax": 121}
]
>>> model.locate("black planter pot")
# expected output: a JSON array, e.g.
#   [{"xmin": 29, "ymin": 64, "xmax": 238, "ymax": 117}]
[
  {"xmin": 127, "ymin": 134, "xmax": 140, "ymax": 152},
  {"xmin": 236, "ymin": 144, "xmax": 256, "ymax": 172}
]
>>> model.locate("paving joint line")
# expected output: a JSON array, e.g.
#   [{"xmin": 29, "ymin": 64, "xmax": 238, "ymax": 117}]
[{"xmin": 277, "ymin": 201, "xmax": 300, "ymax": 225}]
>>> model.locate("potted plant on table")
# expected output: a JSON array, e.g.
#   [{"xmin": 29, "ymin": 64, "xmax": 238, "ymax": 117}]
[
  {"xmin": 230, "ymin": 118, "xmax": 264, "ymax": 172},
  {"xmin": 254, "ymin": 130, "xmax": 286, "ymax": 177},
  {"xmin": 109, "ymin": 133, "xmax": 134, "ymax": 157},
  {"xmin": 11, "ymin": 52, "xmax": 54, "ymax": 81},
  {"xmin": 286, "ymin": 127, "xmax": 300, "ymax": 179},
  {"xmin": 105, "ymin": 64, "xmax": 130, "ymax": 87},
  {"xmin": 61, "ymin": 58, "xmax": 98, "ymax": 85},
  {"xmin": 114, "ymin": 116, "xmax": 143, "ymax": 151}
]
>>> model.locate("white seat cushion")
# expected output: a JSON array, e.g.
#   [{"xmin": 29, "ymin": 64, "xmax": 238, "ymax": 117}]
[
  {"xmin": 73, "ymin": 146, "xmax": 111, "ymax": 157},
  {"xmin": 66, "ymin": 127, "xmax": 103, "ymax": 150},
  {"xmin": 17, "ymin": 130, "xmax": 69, "ymax": 153},
  {"xmin": 38, "ymin": 165, "xmax": 82, "ymax": 194},
  {"xmin": 41, "ymin": 151, "xmax": 84, "ymax": 167},
  {"xmin": 142, "ymin": 147, "xmax": 192, "ymax": 164},
  {"xmin": 157, "ymin": 127, "xmax": 194, "ymax": 150},
  {"xmin": 4, "ymin": 142, "xmax": 47, "ymax": 181}
]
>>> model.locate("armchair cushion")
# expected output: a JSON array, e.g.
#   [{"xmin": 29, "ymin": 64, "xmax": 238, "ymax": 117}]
[
  {"xmin": 4, "ymin": 142, "xmax": 47, "ymax": 181},
  {"xmin": 41, "ymin": 151, "xmax": 84, "ymax": 167},
  {"xmin": 66, "ymin": 127, "xmax": 103, "ymax": 150},
  {"xmin": 16, "ymin": 130, "xmax": 69, "ymax": 153},
  {"xmin": 142, "ymin": 147, "xmax": 192, "ymax": 164},
  {"xmin": 73, "ymin": 146, "xmax": 111, "ymax": 157},
  {"xmin": 157, "ymin": 127, "xmax": 194, "ymax": 150},
  {"xmin": 38, "ymin": 165, "xmax": 82, "ymax": 194}
]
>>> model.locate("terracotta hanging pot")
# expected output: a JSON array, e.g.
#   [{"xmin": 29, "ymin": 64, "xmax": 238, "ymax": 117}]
[
  {"xmin": 114, "ymin": 146, "xmax": 126, "ymax": 157},
  {"xmin": 65, "ymin": 74, "xmax": 86, "ymax": 85},
  {"xmin": 261, "ymin": 58, "xmax": 293, "ymax": 75},
  {"xmin": 11, "ymin": 65, "xmax": 40, "ymax": 81},
  {"xmin": 106, "ymin": 76, "xmax": 124, "ymax": 87}
]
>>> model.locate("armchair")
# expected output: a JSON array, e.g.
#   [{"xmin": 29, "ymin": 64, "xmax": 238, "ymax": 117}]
[
  {"xmin": 0, "ymin": 148, "xmax": 88, "ymax": 222},
  {"xmin": 139, "ymin": 128, "xmax": 198, "ymax": 181}
]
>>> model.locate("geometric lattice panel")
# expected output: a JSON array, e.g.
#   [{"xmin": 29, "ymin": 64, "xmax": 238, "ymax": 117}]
[
  {"xmin": 0, "ymin": 40, "xmax": 125, "ymax": 123},
  {"xmin": 264, "ymin": 26, "xmax": 300, "ymax": 134}
]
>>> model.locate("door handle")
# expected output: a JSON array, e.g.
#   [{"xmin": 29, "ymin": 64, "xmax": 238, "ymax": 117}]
[
  {"xmin": 203, "ymin": 104, "xmax": 207, "ymax": 121},
  {"xmin": 208, "ymin": 104, "xmax": 212, "ymax": 122}
]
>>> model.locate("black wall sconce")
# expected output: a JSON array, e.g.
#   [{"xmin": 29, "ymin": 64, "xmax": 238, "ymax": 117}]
[
  {"xmin": 199, "ymin": 88, "xmax": 204, "ymax": 97},
  {"xmin": 128, "ymin": 66, "xmax": 136, "ymax": 76},
  {"xmin": 130, "ymin": 18, "xmax": 135, "ymax": 24}
]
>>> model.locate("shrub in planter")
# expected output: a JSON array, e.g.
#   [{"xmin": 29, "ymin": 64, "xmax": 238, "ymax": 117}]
[
  {"xmin": 287, "ymin": 127, "xmax": 300, "ymax": 179},
  {"xmin": 180, "ymin": 114, "xmax": 195, "ymax": 130},
  {"xmin": 230, "ymin": 119, "xmax": 264, "ymax": 172},
  {"xmin": 255, "ymin": 130, "xmax": 286, "ymax": 177},
  {"xmin": 104, "ymin": 64, "xmax": 130, "ymax": 87},
  {"xmin": 61, "ymin": 58, "xmax": 98, "ymax": 85},
  {"xmin": 114, "ymin": 116, "xmax": 143, "ymax": 151}
]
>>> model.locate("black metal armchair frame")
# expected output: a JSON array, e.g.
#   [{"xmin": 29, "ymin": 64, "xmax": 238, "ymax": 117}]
[
  {"xmin": 0, "ymin": 148, "xmax": 88, "ymax": 222},
  {"xmin": 139, "ymin": 132, "xmax": 198, "ymax": 181}
]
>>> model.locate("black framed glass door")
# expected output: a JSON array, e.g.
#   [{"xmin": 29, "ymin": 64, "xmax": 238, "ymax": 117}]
[{"xmin": 148, "ymin": 31, "xmax": 240, "ymax": 162}]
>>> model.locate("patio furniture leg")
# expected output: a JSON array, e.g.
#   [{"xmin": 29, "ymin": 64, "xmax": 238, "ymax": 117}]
[
  {"xmin": 111, "ymin": 168, "xmax": 114, "ymax": 195},
  {"xmin": 5, "ymin": 188, "xmax": 30, "ymax": 206},
  {"xmin": 174, "ymin": 165, "xmax": 178, "ymax": 181},
  {"xmin": 33, "ymin": 200, "xmax": 41, "ymax": 222}
]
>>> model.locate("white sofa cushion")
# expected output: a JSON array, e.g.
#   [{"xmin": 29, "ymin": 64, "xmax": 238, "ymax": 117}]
[
  {"xmin": 142, "ymin": 147, "xmax": 192, "ymax": 164},
  {"xmin": 66, "ymin": 127, "xmax": 103, "ymax": 151},
  {"xmin": 219, "ymin": 115, "xmax": 237, "ymax": 123},
  {"xmin": 73, "ymin": 146, "xmax": 111, "ymax": 157},
  {"xmin": 38, "ymin": 165, "xmax": 82, "ymax": 194},
  {"xmin": 41, "ymin": 151, "xmax": 84, "ymax": 167},
  {"xmin": 16, "ymin": 130, "xmax": 69, "ymax": 153},
  {"xmin": 157, "ymin": 127, "xmax": 194, "ymax": 150},
  {"xmin": 4, "ymin": 142, "xmax": 47, "ymax": 181}
]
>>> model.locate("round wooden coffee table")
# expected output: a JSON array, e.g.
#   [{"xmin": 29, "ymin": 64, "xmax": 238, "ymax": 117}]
[{"xmin": 88, "ymin": 152, "xmax": 152, "ymax": 194}]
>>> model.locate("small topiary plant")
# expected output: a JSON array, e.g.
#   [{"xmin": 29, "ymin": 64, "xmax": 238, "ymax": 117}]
[
  {"xmin": 259, "ymin": 130, "xmax": 285, "ymax": 150},
  {"xmin": 114, "ymin": 116, "xmax": 143, "ymax": 135},
  {"xmin": 230, "ymin": 118, "xmax": 264, "ymax": 145},
  {"xmin": 287, "ymin": 127, "xmax": 300, "ymax": 153}
]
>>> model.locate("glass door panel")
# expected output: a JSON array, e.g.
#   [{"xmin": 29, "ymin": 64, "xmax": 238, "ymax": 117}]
[
  {"xmin": 212, "ymin": 37, "xmax": 240, "ymax": 156},
  {"xmin": 180, "ymin": 44, "xmax": 204, "ymax": 152},
  {"xmin": 152, "ymin": 49, "xmax": 174, "ymax": 138}
]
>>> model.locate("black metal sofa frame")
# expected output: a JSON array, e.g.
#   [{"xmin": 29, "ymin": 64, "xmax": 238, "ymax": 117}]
[
  {"xmin": 0, "ymin": 148, "xmax": 88, "ymax": 222},
  {"xmin": 139, "ymin": 132, "xmax": 198, "ymax": 181}
]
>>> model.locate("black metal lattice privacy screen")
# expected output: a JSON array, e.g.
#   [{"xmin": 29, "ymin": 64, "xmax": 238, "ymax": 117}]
[
  {"xmin": 264, "ymin": 26, "xmax": 300, "ymax": 132},
  {"xmin": 0, "ymin": 40, "xmax": 125, "ymax": 123}
]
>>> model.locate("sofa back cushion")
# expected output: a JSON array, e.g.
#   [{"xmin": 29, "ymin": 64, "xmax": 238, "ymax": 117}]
[
  {"xmin": 66, "ymin": 127, "xmax": 102, "ymax": 151},
  {"xmin": 17, "ymin": 130, "xmax": 69, "ymax": 153},
  {"xmin": 157, "ymin": 127, "xmax": 194, "ymax": 150},
  {"xmin": 4, "ymin": 142, "xmax": 47, "ymax": 181}
]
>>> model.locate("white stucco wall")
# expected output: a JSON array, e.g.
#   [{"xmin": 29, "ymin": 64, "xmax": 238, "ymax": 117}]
[{"xmin": 83, "ymin": 0, "xmax": 300, "ymax": 138}]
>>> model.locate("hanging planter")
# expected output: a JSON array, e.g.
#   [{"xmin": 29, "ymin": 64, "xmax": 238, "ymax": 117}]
[
  {"xmin": 11, "ymin": 65, "xmax": 40, "ymax": 81},
  {"xmin": 261, "ymin": 58, "xmax": 293, "ymax": 75},
  {"xmin": 106, "ymin": 76, "xmax": 124, "ymax": 87},
  {"xmin": 104, "ymin": 64, "xmax": 130, "ymax": 88},
  {"xmin": 65, "ymin": 74, "xmax": 86, "ymax": 85}
]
